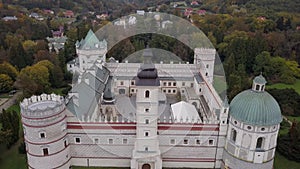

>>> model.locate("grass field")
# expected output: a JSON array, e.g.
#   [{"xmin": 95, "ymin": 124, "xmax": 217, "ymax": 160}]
[
  {"xmin": 274, "ymin": 152, "xmax": 300, "ymax": 169},
  {"xmin": 267, "ymin": 79, "xmax": 300, "ymax": 94},
  {"xmin": 286, "ymin": 116, "xmax": 300, "ymax": 123}
]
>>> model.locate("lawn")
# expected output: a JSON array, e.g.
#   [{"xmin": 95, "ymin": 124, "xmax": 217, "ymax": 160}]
[
  {"xmin": 274, "ymin": 151, "xmax": 300, "ymax": 169},
  {"xmin": 267, "ymin": 79, "xmax": 300, "ymax": 94},
  {"xmin": 286, "ymin": 116, "xmax": 300, "ymax": 123},
  {"xmin": 0, "ymin": 139, "xmax": 27, "ymax": 169}
]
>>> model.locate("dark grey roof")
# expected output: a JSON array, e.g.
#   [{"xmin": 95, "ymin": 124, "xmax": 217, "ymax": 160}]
[
  {"xmin": 194, "ymin": 73, "xmax": 204, "ymax": 83},
  {"xmin": 136, "ymin": 62, "xmax": 160, "ymax": 86},
  {"xmin": 103, "ymin": 76, "xmax": 114, "ymax": 101},
  {"xmin": 66, "ymin": 64, "xmax": 110, "ymax": 117}
]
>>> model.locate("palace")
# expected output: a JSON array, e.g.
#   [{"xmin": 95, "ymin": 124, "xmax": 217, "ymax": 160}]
[{"xmin": 21, "ymin": 30, "xmax": 282, "ymax": 169}]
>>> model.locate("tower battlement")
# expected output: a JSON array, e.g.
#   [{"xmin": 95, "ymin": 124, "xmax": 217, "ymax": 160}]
[{"xmin": 20, "ymin": 93, "xmax": 65, "ymax": 118}]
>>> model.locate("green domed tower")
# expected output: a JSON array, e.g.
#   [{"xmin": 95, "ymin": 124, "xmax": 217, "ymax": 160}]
[{"xmin": 222, "ymin": 75, "xmax": 282, "ymax": 169}]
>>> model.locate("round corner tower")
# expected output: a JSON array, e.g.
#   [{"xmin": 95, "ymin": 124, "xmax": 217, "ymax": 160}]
[
  {"xmin": 21, "ymin": 93, "xmax": 71, "ymax": 169},
  {"xmin": 222, "ymin": 75, "xmax": 282, "ymax": 169}
]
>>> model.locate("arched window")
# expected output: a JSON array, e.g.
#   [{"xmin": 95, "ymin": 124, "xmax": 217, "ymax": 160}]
[
  {"xmin": 256, "ymin": 137, "xmax": 264, "ymax": 149},
  {"xmin": 256, "ymin": 84, "xmax": 260, "ymax": 91},
  {"xmin": 231, "ymin": 129, "xmax": 237, "ymax": 142},
  {"xmin": 145, "ymin": 90, "xmax": 150, "ymax": 98}
]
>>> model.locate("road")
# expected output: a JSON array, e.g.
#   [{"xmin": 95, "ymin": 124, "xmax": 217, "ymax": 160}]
[{"xmin": 0, "ymin": 91, "xmax": 22, "ymax": 113}]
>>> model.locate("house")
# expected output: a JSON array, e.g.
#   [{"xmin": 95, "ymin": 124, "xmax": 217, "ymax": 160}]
[
  {"xmin": 136, "ymin": 10, "xmax": 145, "ymax": 16},
  {"xmin": 64, "ymin": 10, "xmax": 74, "ymax": 18},
  {"xmin": 197, "ymin": 9, "xmax": 206, "ymax": 15},
  {"xmin": 2, "ymin": 16, "xmax": 17, "ymax": 21}
]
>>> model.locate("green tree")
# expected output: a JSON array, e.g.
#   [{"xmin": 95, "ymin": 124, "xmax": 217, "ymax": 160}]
[
  {"xmin": 0, "ymin": 74, "xmax": 13, "ymax": 93},
  {"xmin": 0, "ymin": 109, "xmax": 19, "ymax": 148}
]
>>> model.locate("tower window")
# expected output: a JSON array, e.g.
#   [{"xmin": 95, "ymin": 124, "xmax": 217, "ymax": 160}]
[
  {"xmin": 40, "ymin": 132, "xmax": 46, "ymax": 139},
  {"xmin": 256, "ymin": 137, "xmax": 264, "ymax": 149},
  {"xmin": 64, "ymin": 140, "xmax": 68, "ymax": 148},
  {"xmin": 182, "ymin": 82, "xmax": 185, "ymax": 86},
  {"xmin": 205, "ymin": 72, "xmax": 208, "ymax": 76},
  {"xmin": 43, "ymin": 148, "xmax": 49, "ymax": 156},
  {"xmin": 145, "ymin": 147, "xmax": 148, "ymax": 151},
  {"xmin": 199, "ymin": 88, "xmax": 202, "ymax": 92},
  {"xmin": 256, "ymin": 85, "xmax": 260, "ymax": 91},
  {"xmin": 206, "ymin": 64, "xmax": 209, "ymax": 68},
  {"xmin": 191, "ymin": 83, "xmax": 194, "ymax": 87},
  {"xmin": 231, "ymin": 129, "xmax": 237, "ymax": 142},
  {"xmin": 145, "ymin": 119, "xmax": 149, "ymax": 124},
  {"xmin": 145, "ymin": 90, "xmax": 150, "ymax": 98},
  {"xmin": 75, "ymin": 137, "xmax": 81, "ymax": 144},
  {"xmin": 145, "ymin": 132, "xmax": 149, "ymax": 137},
  {"xmin": 131, "ymin": 81, "xmax": 135, "ymax": 85}
]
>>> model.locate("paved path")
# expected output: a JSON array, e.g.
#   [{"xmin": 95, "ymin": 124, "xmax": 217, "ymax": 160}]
[
  {"xmin": 0, "ymin": 91, "xmax": 22, "ymax": 113},
  {"xmin": 282, "ymin": 116, "xmax": 293, "ymax": 126}
]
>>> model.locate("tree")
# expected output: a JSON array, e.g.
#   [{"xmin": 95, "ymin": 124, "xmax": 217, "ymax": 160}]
[
  {"xmin": 0, "ymin": 74, "xmax": 13, "ymax": 93},
  {"xmin": 0, "ymin": 62, "xmax": 19, "ymax": 80},
  {"xmin": 15, "ymin": 63, "xmax": 50, "ymax": 95},
  {"xmin": 0, "ymin": 109, "xmax": 19, "ymax": 148}
]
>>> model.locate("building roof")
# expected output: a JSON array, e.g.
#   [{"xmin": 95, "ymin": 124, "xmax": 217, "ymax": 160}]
[
  {"xmin": 76, "ymin": 29, "xmax": 106, "ymax": 50},
  {"xmin": 253, "ymin": 74, "xmax": 267, "ymax": 84},
  {"xmin": 230, "ymin": 89, "xmax": 282, "ymax": 126},
  {"xmin": 171, "ymin": 101, "xmax": 201, "ymax": 122}
]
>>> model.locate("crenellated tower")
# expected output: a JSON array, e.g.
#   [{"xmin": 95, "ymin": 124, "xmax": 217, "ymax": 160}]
[{"xmin": 21, "ymin": 94, "xmax": 70, "ymax": 169}]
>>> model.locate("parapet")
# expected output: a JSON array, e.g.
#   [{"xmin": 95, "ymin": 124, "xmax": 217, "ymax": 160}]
[{"xmin": 20, "ymin": 93, "xmax": 65, "ymax": 118}]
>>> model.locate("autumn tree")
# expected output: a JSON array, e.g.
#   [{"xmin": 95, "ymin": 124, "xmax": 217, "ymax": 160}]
[
  {"xmin": 0, "ymin": 74, "xmax": 13, "ymax": 93},
  {"xmin": 15, "ymin": 63, "xmax": 50, "ymax": 95}
]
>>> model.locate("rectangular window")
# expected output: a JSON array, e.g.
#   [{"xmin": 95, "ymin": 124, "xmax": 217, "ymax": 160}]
[
  {"xmin": 120, "ymin": 81, "xmax": 124, "ymax": 85},
  {"xmin": 123, "ymin": 139, "xmax": 128, "ymax": 144},
  {"xmin": 163, "ymin": 89, "xmax": 166, "ymax": 93},
  {"xmin": 145, "ymin": 147, "xmax": 148, "ymax": 151},
  {"xmin": 183, "ymin": 139, "xmax": 188, "ymax": 145},
  {"xmin": 145, "ymin": 119, "xmax": 149, "ymax": 124},
  {"xmin": 145, "ymin": 108, "xmax": 149, "ymax": 112},
  {"xmin": 209, "ymin": 139, "xmax": 214, "ymax": 145},
  {"xmin": 173, "ymin": 82, "xmax": 176, "ymax": 86},
  {"xmin": 173, "ymin": 90, "xmax": 176, "ymax": 93},
  {"xmin": 131, "ymin": 81, "xmax": 134, "ymax": 85},
  {"xmin": 94, "ymin": 138, "xmax": 99, "ymax": 144},
  {"xmin": 64, "ymin": 140, "xmax": 68, "ymax": 148},
  {"xmin": 75, "ymin": 137, "xmax": 81, "ymax": 144},
  {"xmin": 168, "ymin": 82, "xmax": 171, "ymax": 86},
  {"xmin": 108, "ymin": 139, "xmax": 113, "ymax": 144},
  {"xmin": 191, "ymin": 83, "xmax": 194, "ymax": 87},
  {"xmin": 131, "ymin": 89, "xmax": 135, "ymax": 92},
  {"xmin": 170, "ymin": 139, "xmax": 175, "ymax": 145},
  {"xmin": 163, "ymin": 82, "xmax": 167, "ymax": 86},
  {"xmin": 43, "ymin": 148, "xmax": 49, "ymax": 156},
  {"xmin": 196, "ymin": 139, "xmax": 200, "ymax": 145},
  {"xmin": 145, "ymin": 132, "xmax": 149, "ymax": 137},
  {"xmin": 182, "ymin": 82, "xmax": 185, "ymax": 86},
  {"xmin": 40, "ymin": 132, "xmax": 46, "ymax": 139}
]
